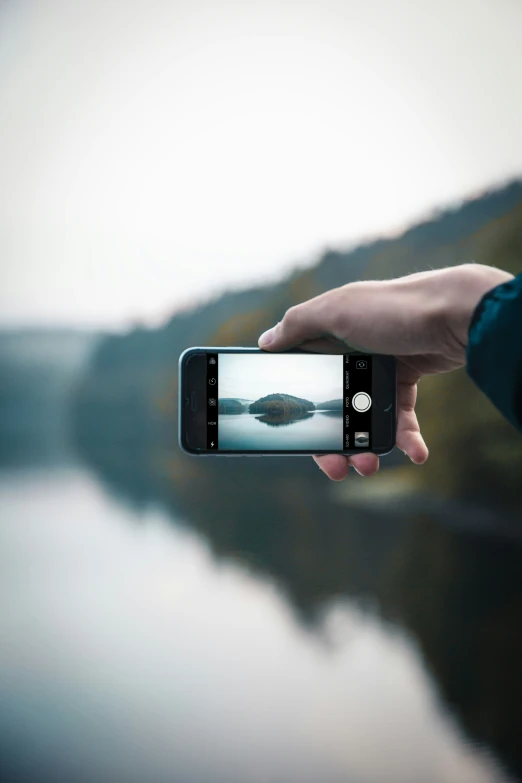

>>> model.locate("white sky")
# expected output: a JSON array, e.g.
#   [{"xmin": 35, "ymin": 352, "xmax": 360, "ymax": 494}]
[
  {"xmin": 219, "ymin": 353, "xmax": 342, "ymax": 402},
  {"xmin": 1, "ymin": 0, "xmax": 521, "ymax": 328}
]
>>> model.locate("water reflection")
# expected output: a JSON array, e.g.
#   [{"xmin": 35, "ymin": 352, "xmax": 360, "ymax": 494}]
[
  {"xmin": 77, "ymin": 434, "xmax": 522, "ymax": 783},
  {"xmin": 0, "ymin": 380, "xmax": 521, "ymax": 782},
  {"xmin": 257, "ymin": 410, "xmax": 314, "ymax": 426},
  {"xmin": 0, "ymin": 462, "xmax": 514, "ymax": 783},
  {"xmin": 218, "ymin": 410, "xmax": 343, "ymax": 449}
]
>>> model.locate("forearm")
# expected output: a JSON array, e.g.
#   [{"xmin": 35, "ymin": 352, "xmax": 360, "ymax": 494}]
[
  {"xmin": 466, "ymin": 273, "xmax": 522, "ymax": 431},
  {"xmin": 444, "ymin": 264, "xmax": 514, "ymax": 350}
]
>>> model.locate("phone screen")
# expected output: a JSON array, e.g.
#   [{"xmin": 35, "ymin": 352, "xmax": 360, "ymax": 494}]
[{"xmin": 204, "ymin": 352, "xmax": 373, "ymax": 452}]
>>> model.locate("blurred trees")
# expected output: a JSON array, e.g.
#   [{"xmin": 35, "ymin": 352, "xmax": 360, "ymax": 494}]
[
  {"xmin": 72, "ymin": 180, "xmax": 522, "ymax": 508},
  {"xmin": 71, "ymin": 179, "xmax": 522, "ymax": 781},
  {"xmin": 249, "ymin": 393, "xmax": 315, "ymax": 415}
]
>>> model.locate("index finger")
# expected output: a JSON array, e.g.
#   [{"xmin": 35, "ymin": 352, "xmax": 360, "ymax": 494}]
[{"xmin": 258, "ymin": 292, "xmax": 336, "ymax": 351}]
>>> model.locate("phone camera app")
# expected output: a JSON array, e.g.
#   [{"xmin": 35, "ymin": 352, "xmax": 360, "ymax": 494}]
[{"xmin": 355, "ymin": 359, "xmax": 368, "ymax": 370}]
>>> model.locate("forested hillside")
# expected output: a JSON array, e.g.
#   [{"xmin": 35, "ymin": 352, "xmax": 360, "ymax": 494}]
[
  {"xmin": 0, "ymin": 329, "xmax": 97, "ymax": 465},
  {"xmin": 73, "ymin": 180, "xmax": 522, "ymax": 506},
  {"xmin": 70, "ymin": 181, "xmax": 522, "ymax": 778}
]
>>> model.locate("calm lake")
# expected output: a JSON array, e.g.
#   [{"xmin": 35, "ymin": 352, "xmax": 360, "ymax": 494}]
[
  {"xmin": 218, "ymin": 411, "xmax": 344, "ymax": 450},
  {"xmin": 0, "ymin": 447, "xmax": 519, "ymax": 783}
]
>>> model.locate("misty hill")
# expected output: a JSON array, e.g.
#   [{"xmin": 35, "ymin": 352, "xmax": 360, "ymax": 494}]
[
  {"xmin": 218, "ymin": 398, "xmax": 249, "ymax": 414},
  {"xmin": 315, "ymin": 399, "xmax": 343, "ymax": 411},
  {"xmin": 249, "ymin": 393, "xmax": 315, "ymax": 416},
  {"xmin": 0, "ymin": 329, "xmax": 98, "ymax": 419},
  {"xmin": 0, "ymin": 329, "xmax": 98, "ymax": 463},
  {"xmin": 75, "ymin": 180, "xmax": 522, "ymax": 384},
  {"xmin": 67, "ymin": 179, "xmax": 522, "ymax": 780},
  {"xmin": 72, "ymin": 179, "xmax": 522, "ymax": 505}
]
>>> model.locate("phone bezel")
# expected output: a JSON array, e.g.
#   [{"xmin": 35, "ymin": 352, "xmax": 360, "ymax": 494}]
[{"xmin": 179, "ymin": 347, "xmax": 396, "ymax": 457}]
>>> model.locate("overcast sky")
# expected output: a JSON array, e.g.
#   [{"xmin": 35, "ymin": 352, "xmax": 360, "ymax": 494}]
[
  {"xmin": 218, "ymin": 353, "xmax": 342, "ymax": 402},
  {"xmin": 1, "ymin": 0, "xmax": 521, "ymax": 328}
]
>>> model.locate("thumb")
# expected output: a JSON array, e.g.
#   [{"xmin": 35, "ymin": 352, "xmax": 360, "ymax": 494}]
[{"xmin": 258, "ymin": 298, "xmax": 329, "ymax": 351}]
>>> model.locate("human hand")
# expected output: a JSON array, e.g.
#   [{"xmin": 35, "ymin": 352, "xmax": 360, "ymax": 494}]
[{"xmin": 258, "ymin": 263, "xmax": 513, "ymax": 480}]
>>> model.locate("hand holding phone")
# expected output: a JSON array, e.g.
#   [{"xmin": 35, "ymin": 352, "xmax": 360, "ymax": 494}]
[
  {"xmin": 180, "ymin": 264, "xmax": 510, "ymax": 478},
  {"xmin": 258, "ymin": 264, "xmax": 513, "ymax": 478}
]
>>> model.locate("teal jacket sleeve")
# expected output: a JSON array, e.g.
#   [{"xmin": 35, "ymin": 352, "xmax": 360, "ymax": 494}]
[{"xmin": 466, "ymin": 273, "xmax": 522, "ymax": 431}]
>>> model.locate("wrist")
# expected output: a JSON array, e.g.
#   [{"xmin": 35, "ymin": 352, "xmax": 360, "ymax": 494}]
[{"xmin": 445, "ymin": 264, "xmax": 514, "ymax": 349}]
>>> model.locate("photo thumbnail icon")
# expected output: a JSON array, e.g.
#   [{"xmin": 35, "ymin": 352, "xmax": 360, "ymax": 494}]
[{"xmin": 354, "ymin": 432, "xmax": 369, "ymax": 447}]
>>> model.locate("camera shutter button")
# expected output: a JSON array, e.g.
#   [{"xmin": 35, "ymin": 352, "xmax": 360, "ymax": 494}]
[{"xmin": 352, "ymin": 392, "xmax": 371, "ymax": 412}]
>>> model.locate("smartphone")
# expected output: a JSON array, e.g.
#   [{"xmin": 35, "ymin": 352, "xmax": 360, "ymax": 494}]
[{"xmin": 179, "ymin": 347, "xmax": 396, "ymax": 456}]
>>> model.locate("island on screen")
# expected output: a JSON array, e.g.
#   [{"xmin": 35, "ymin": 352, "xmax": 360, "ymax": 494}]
[{"xmin": 209, "ymin": 352, "xmax": 372, "ymax": 452}]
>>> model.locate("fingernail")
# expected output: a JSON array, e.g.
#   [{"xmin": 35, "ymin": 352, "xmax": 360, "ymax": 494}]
[{"xmin": 259, "ymin": 326, "xmax": 276, "ymax": 346}]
